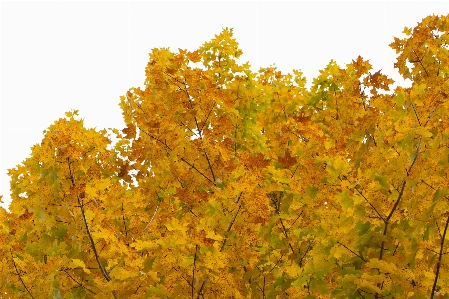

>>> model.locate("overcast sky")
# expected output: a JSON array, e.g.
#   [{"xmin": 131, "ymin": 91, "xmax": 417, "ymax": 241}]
[{"xmin": 1, "ymin": 1, "xmax": 448, "ymax": 210}]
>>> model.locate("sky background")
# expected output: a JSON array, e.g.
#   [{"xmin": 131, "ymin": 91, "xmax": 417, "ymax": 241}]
[{"xmin": 1, "ymin": 1, "xmax": 448, "ymax": 211}]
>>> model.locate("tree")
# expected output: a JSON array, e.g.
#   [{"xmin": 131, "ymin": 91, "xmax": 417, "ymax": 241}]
[{"xmin": 1, "ymin": 14, "xmax": 448, "ymax": 298}]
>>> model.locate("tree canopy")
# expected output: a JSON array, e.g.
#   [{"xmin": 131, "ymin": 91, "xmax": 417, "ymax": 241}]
[{"xmin": 1, "ymin": 14, "xmax": 449, "ymax": 299}]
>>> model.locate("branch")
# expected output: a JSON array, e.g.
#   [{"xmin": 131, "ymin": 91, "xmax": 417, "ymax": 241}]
[
  {"xmin": 269, "ymin": 253, "xmax": 286, "ymax": 273},
  {"xmin": 431, "ymin": 214, "xmax": 449, "ymax": 299},
  {"xmin": 77, "ymin": 196, "xmax": 112, "ymax": 282},
  {"xmin": 121, "ymin": 202, "xmax": 129, "ymax": 246},
  {"xmin": 67, "ymin": 159, "xmax": 118, "ymax": 299},
  {"xmin": 143, "ymin": 192, "xmax": 161, "ymax": 232},
  {"xmin": 278, "ymin": 218, "xmax": 295, "ymax": 254},
  {"xmin": 192, "ymin": 245, "xmax": 198, "ymax": 299},
  {"xmin": 203, "ymin": 151, "xmax": 216, "ymax": 182},
  {"xmin": 336, "ymin": 241, "xmax": 367, "ymax": 262},
  {"xmin": 352, "ymin": 182, "xmax": 385, "ymax": 222},
  {"xmin": 299, "ymin": 239, "xmax": 314, "ymax": 267},
  {"xmin": 412, "ymin": 49, "xmax": 429, "ymax": 77},
  {"xmin": 180, "ymin": 157, "xmax": 216, "ymax": 185},
  {"xmin": 197, "ymin": 276, "xmax": 209, "ymax": 299},
  {"xmin": 411, "ymin": 104, "xmax": 421, "ymax": 126},
  {"xmin": 200, "ymin": 107, "xmax": 214, "ymax": 133},
  {"xmin": 62, "ymin": 268, "xmax": 96, "ymax": 295},
  {"xmin": 406, "ymin": 136, "xmax": 422, "ymax": 176},
  {"xmin": 424, "ymin": 106, "xmax": 437, "ymax": 127},
  {"xmin": 197, "ymin": 193, "xmax": 243, "ymax": 298},
  {"xmin": 139, "ymin": 127, "xmax": 172, "ymax": 151},
  {"xmin": 171, "ymin": 266, "xmax": 192, "ymax": 288},
  {"xmin": 220, "ymin": 203, "xmax": 243, "ymax": 252},
  {"xmin": 140, "ymin": 126, "xmax": 215, "ymax": 185},
  {"xmin": 10, "ymin": 249, "xmax": 34, "ymax": 299}
]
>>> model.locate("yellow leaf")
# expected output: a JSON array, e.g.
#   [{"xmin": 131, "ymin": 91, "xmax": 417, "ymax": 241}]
[
  {"xmin": 84, "ymin": 209, "xmax": 94, "ymax": 222},
  {"xmin": 71, "ymin": 259, "xmax": 91, "ymax": 274},
  {"xmin": 206, "ymin": 230, "xmax": 223, "ymax": 241}
]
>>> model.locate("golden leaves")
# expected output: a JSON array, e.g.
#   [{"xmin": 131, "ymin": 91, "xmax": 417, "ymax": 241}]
[{"xmin": 3, "ymin": 16, "xmax": 449, "ymax": 299}]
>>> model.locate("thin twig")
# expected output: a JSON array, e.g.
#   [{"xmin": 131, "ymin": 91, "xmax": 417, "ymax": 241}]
[
  {"xmin": 143, "ymin": 192, "xmax": 161, "ymax": 232},
  {"xmin": 121, "ymin": 202, "xmax": 129, "ymax": 246},
  {"xmin": 336, "ymin": 241, "xmax": 367, "ymax": 262},
  {"xmin": 431, "ymin": 214, "xmax": 449, "ymax": 299},
  {"xmin": 62, "ymin": 269, "xmax": 96, "ymax": 294},
  {"xmin": 192, "ymin": 245, "xmax": 198, "ymax": 299},
  {"xmin": 10, "ymin": 249, "xmax": 34, "ymax": 299}
]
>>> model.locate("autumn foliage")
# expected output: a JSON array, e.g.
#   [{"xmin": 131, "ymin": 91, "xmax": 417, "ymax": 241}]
[{"xmin": 1, "ymin": 14, "xmax": 449, "ymax": 298}]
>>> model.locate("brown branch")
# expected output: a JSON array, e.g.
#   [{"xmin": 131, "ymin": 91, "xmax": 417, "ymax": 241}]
[
  {"xmin": 422, "ymin": 179, "xmax": 436, "ymax": 190},
  {"xmin": 197, "ymin": 276, "xmax": 209, "ymax": 299},
  {"xmin": 62, "ymin": 268, "xmax": 96, "ymax": 295},
  {"xmin": 299, "ymin": 239, "xmax": 314, "ymax": 267},
  {"xmin": 180, "ymin": 157, "xmax": 215, "ymax": 185},
  {"xmin": 139, "ymin": 126, "xmax": 215, "ymax": 185},
  {"xmin": 412, "ymin": 49, "xmax": 429, "ymax": 77},
  {"xmin": 192, "ymin": 245, "xmax": 198, "ymax": 299},
  {"xmin": 284, "ymin": 211, "xmax": 304, "ymax": 235},
  {"xmin": 411, "ymin": 104, "xmax": 422, "ymax": 126},
  {"xmin": 406, "ymin": 136, "xmax": 422, "ymax": 176},
  {"xmin": 424, "ymin": 106, "xmax": 437, "ymax": 127},
  {"xmin": 10, "ymin": 249, "xmax": 34, "ymax": 299},
  {"xmin": 197, "ymin": 193, "xmax": 243, "ymax": 298},
  {"xmin": 220, "ymin": 202, "xmax": 243, "ymax": 252},
  {"xmin": 199, "ymin": 107, "xmax": 214, "ymax": 133},
  {"xmin": 180, "ymin": 121, "xmax": 200, "ymax": 138},
  {"xmin": 269, "ymin": 253, "xmax": 286, "ymax": 273},
  {"xmin": 203, "ymin": 151, "xmax": 216, "ymax": 182},
  {"xmin": 67, "ymin": 159, "xmax": 118, "ymax": 299},
  {"xmin": 77, "ymin": 196, "xmax": 112, "ymax": 282},
  {"xmin": 350, "ymin": 180, "xmax": 385, "ymax": 222},
  {"xmin": 336, "ymin": 241, "xmax": 367, "ymax": 262},
  {"xmin": 431, "ymin": 214, "xmax": 449, "ymax": 299},
  {"xmin": 376, "ymin": 131, "xmax": 423, "ymax": 298},
  {"xmin": 121, "ymin": 202, "xmax": 129, "ymax": 246},
  {"xmin": 171, "ymin": 266, "xmax": 192, "ymax": 287},
  {"xmin": 278, "ymin": 218, "xmax": 295, "ymax": 254}
]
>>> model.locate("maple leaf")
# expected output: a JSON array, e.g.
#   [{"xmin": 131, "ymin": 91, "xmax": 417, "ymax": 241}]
[{"xmin": 277, "ymin": 150, "xmax": 297, "ymax": 168}]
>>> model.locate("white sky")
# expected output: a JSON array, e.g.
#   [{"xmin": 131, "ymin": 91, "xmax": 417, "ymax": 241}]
[{"xmin": 1, "ymin": 1, "xmax": 448, "ymax": 211}]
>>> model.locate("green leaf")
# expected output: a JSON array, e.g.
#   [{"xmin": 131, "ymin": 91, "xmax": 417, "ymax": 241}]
[
  {"xmin": 51, "ymin": 279, "xmax": 62, "ymax": 299},
  {"xmin": 392, "ymin": 92, "xmax": 405, "ymax": 106},
  {"xmin": 374, "ymin": 174, "xmax": 389, "ymax": 190},
  {"xmin": 306, "ymin": 186, "xmax": 319, "ymax": 198},
  {"xmin": 355, "ymin": 220, "xmax": 371, "ymax": 236},
  {"xmin": 310, "ymin": 277, "xmax": 329, "ymax": 295},
  {"xmin": 337, "ymin": 190, "xmax": 353, "ymax": 210},
  {"xmin": 433, "ymin": 189, "xmax": 449, "ymax": 202},
  {"xmin": 51, "ymin": 224, "xmax": 68, "ymax": 241},
  {"xmin": 147, "ymin": 286, "xmax": 163, "ymax": 295},
  {"xmin": 291, "ymin": 274, "xmax": 309, "ymax": 288}
]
